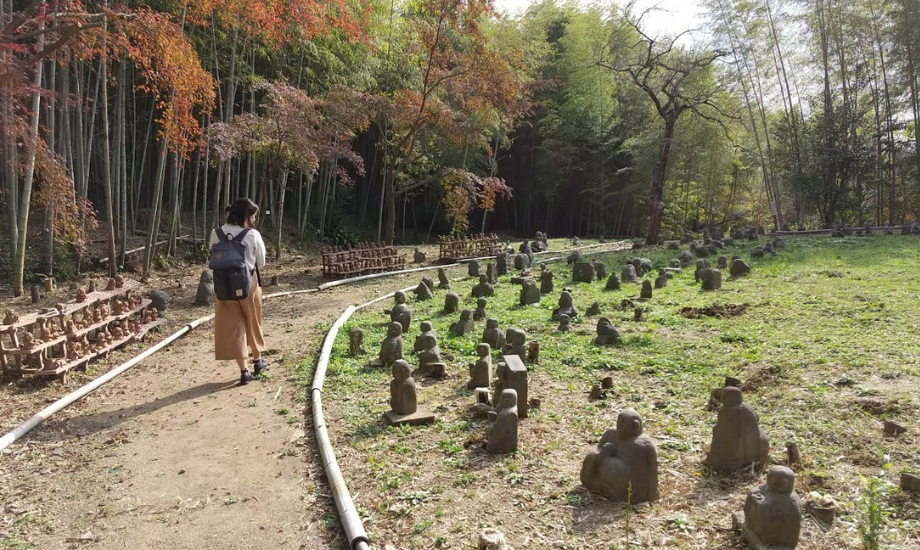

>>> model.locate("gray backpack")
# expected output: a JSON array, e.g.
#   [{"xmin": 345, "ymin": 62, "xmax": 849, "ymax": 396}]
[{"xmin": 210, "ymin": 228, "xmax": 253, "ymax": 301}]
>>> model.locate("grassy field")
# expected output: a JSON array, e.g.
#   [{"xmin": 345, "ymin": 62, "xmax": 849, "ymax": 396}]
[{"xmin": 315, "ymin": 236, "xmax": 920, "ymax": 549}]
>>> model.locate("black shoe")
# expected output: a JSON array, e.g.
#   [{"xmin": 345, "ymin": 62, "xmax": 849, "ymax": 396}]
[
  {"xmin": 253, "ymin": 358, "xmax": 268, "ymax": 376},
  {"xmin": 240, "ymin": 368, "xmax": 253, "ymax": 385}
]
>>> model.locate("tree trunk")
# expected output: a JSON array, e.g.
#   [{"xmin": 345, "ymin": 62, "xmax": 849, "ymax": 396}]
[
  {"xmin": 101, "ymin": 15, "xmax": 118, "ymax": 279},
  {"xmin": 646, "ymin": 115, "xmax": 676, "ymax": 245}
]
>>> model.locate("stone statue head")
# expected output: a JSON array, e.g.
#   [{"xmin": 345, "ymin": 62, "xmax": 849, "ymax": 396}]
[
  {"xmin": 200, "ymin": 270, "xmax": 213, "ymax": 283},
  {"xmin": 616, "ymin": 409, "xmax": 644, "ymax": 440},
  {"xmin": 722, "ymin": 386, "xmax": 743, "ymax": 407},
  {"xmin": 477, "ymin": 343, "xmax": 490, "ymax": 357},
  {"xmin": 459, "ymin": 309, "xmax": 472, "ymax": 321},
  {"xmin": 420, "ymin": 321, "xmax": 433, "ymax": 333},
  {"xmin": 392, "ymin": 360, "xmax": 411, "ymax": 381},
  {"xmin": 479, "ymin": 274, "xmax": 488, "ymax": 285},
  {"xmin": 766, "ymin": 466, "xmax": 796, "ymax": 494},
  {"xmin": 422, "ymin": 333, "xmax": 437, "ymax": 350},
  {"xmin": 387, "ymin": 322, "xmax": 403, "ymax": 338},
  {"xmin": 394, "ymin": 291, "xmax": 407, "ymax": 305},
  {"xmin": 559, "ymin": 291, "xmax": 573, "ymax": 307},
  {"xmin": 477, "ymin": 298, "xmax": 487, "ymax": 309},
  {"xmin": 598, "ymin": 317, "xmax": 612, "ymax": 330},
  {"xmin": 507, "ymin": 328, "xmax": 526, "ymax": 345},
  {"xmin": 499, "ymin": 388, "xmax": 518, "ymax": 410},
  {"xmin": 486, "ymin": 319, "xmax": 499, "ymax": 330}
]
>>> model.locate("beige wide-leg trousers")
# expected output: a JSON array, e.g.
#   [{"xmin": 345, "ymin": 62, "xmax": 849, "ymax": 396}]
[{"xmin": 214, "ymin": 278, "xmax": 264, "ymax": 361}]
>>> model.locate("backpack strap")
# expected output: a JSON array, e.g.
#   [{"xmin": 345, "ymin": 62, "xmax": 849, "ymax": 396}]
[
  {"xmin": 233, "ymin": 228, "xmax": 251, "ymax": 243},
  {"xmin": 215, "ymin": 227, "xmax": 229, "ymax": 242}
]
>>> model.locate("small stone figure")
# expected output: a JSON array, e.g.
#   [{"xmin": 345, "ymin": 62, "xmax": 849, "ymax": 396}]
[
  {"xmin": 592, "ymin": 260, "xmax": 607, "ymax": 281},
  {"xmin": 519, "ymin": 279, "xmax": 541, "ymax": 306},
  {"xmin": 540, "ymin": 269, "xmax": 554, "ymax": 294},
  {"xmin": 196, "ymin": 270, "xmax": 216, "ymax": 305},
  {"xmin": 567, "ymin": 250, "xmax": 583, "ymax": 264},
  {"xmin": 486, "ymin": 263, "xmax": 497, "ymax": 284},
  {"xmin": 521, "ymin": 241, "xmax": 534, "ymax": 266},
  {"xmin": 717, "ymin": 255, "xmax": 728, "ymax": 270},
  {"xmin": 385, "ymin": 291, "xmax": 411, "ymax": 323},
  {"xmin": 501, "ymin": 328, "xmax": 527, "ymax": 359},
  {"xmin": 149, "ymin": 289, "xmax": 171, "ymax": 316},
  {"xmin": 75, "ymin": 288, "xmax": 87, "ymax": 303},
  {"xmin": 493, "ymin": 354, "xmax": 529, "ymax": 418},
  {"xmin": 422, "ymin": 276, "xmax": 435, "ymax": 292},
  {"xmin": 414, "ymin": 321, "xmax": 437, "ymax": 352},
  {"xmin": 580, "ymin": 409, "xmax": 659, "ymax": 503},
  {"xmin": 473, "ymin": 297, "xmax": 488, "ymax": 321},
  {"xmin": 693, "ymin": 259, "xmax": 712, "ymax": 283},
  {"xmin": 654, "ymin": 270, "xmax": 669, "ymax": 289},
  {"xmin": 496, "ymin": 253, "xmax": 508, "ymax": 276},
  {"xmin": 730, "ymin": 259, "xmax": 752, "ymax": 277},
  {"xmin": 572, "ymin": 262, "xmax": 595, "ymax": 283},
  {"xmin": 573, "ymin": 236, "xmax": 581, "ymax": 246},
  {"xmin": 740, "ymin": 466, "xmax": 802, "ymax": 550},
  {"xmin": 606, "ymin": 273, "xmax": 621, "ymax": 291},
  {"xmin": 557, "ymin": 314, "xmax": 571, "ymax": 332},
  {"xmin": 349, "ymin": 328, "xmax": 366, "ymax": 355},
  {"xmin": 482, "ymin": 319, "xmax": 506, "ymax": 350},
  {"xmin": 106, "ymin": 278, "xmax": 117, "ymax": 291},
  {"xmin": 468, "ymin": 260, "xmax": 480, "ymax": 278},
  {"xmin": 370, "ymin": 322, "xmax": 404, "ymax": 368},
  {"xmin": 527, "ymin": 341, "xmax": 540, "ymax": 364},
  {"xmin": 551, "ymin": 290, "xmax": 578, "ymax": 320},
  {"xmin": 621, "ymin": 264, "xmax": 639, "ymax": 284},
  {"xmin": 417, "ymin": 333, "xmax": 446, "ymax": 377},
  {"xmin": 486, "ymin": 389, "xmax": 519, "ymax": 454},
  {"xmin": 471, "ymin": 274, "xmax": 495, "ymax": 298},
  {"xmin": 441, "ymin": 291, "xmax": 459, "ymax": 314},
  {"xmin": 414, "ymin": 280, "xmax": 434, "ymax": 301},
  {"xmin": 468, "ymin": 343, "xmax": 492, "ymax": 390},
  {"xmin": 513, "ymin": 253, "xmax": 529, "ymax": 271},
  {"xmin": 449, "ymin": 309, "xmax": 475, "ymax": 337},
  {"xmin": 438, "ymin": 268, "xmax": 450, "ymax": 289},
  {"xmin": 37, "ymin": 318, "xmax": 53, "ymax": 341},
  {"xmin": 586, "ymin": 301, "xmax": 601, "ymax": 316},
  {"xmin": 594, "ymin": 317, "xmax": 621, "ymax": 346},
  {"xmin": 383, "ymin": 360, "xmax": 435, "ymax": 426},
  {"xmin": 414, "ymin": 247, "xmax": 426, "ymax": 263},
  {"xmin": 640, "ymin": 280, "xmax": 653, "ymax": 300},
  {"xmin": 700, "ymin": 268, "xmax": 722, "ymax": 291},
  {"xmin": 706, "ymin": 387, "xmax": 769, "ymax": 474}
]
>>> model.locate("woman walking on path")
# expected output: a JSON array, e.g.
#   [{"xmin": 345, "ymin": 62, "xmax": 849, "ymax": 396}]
[{"xmin": 210, "ymin": 198, "xmax": 267, "ymax": 385}]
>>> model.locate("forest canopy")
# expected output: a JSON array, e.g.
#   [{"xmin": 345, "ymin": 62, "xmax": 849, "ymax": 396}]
[{"xmin": 2, "ymin": 0, "xmax": 920, "ymax": 293}]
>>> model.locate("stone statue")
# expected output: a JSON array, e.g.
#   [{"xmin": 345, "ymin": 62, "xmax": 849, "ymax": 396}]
[
  {"xmin": 438, "ymin": 268, "xmax": 450, "ymax": 289},
  {"xmin": 349, "ymin": 328, "xmax": 366, "ymax": 355},
  {"xmin": 385, "ymin": 291, "xmax": 412, "ymax": 329},
  {"xmin": 370, "ymin": 322, "xmax": 404, "ymax": 368},
  {"xmin": 115, "ymin": 274, "xmax": 125, "ymax": 288},
  {"xmin": 594, "ymin": 317, "xmax": 621, "ymax": 346},
  {"xmin": 468, "ymin": 260, "xmax": 480, "ymax": 278},
  {"xmin": 481, "ymin": 319, "xmax": 506, "ymax": 350},
  {"xmin": 496, "ymin": 253, "xmax": 508, "ymax": 276},
  {"xmin": 389, "ymin": 360, "xmax": 418, "ymax": 415},
  {"xmin": 486, "ymin": 389, "xmax": 519, "ymax": 454},
  {"xmin": 640, "ymin": 280, "xmax": 653, "ymax": 300},
  {"xmin": 551, "ymin": 290, "xmax": 578, "ymax": 320},
  {"xmin": 22, "ymin": 332, "xmax": 36, "ymax": 350},
  {"xmin": 700, "ymin": 268, "xmax": 722, "ymax": 291},
  {"xmin": 414, "ymin": 248, "xmax": 426, "ymax": 263},
  {"xmin": 586, "ymin": 301, "xmax": 601, "ymax": 316},
  {"xmin": 414, "ymin": 280, "xmax": 434, "ymax": 301},
  {"xmin": 75, "ymin": 288, "xmax": 87, "ymax": 303},
  {"xmin": 196, "ymin": 270, "xmax": 216, "ymax": 305},
  {"xmin": 592, "ymin": 260, "xmax": 607, "ymax": 281},
  {"xmin": 472, "ymin": 274, "xmax": 495, "ymax": 298},
  {"xmin": 444, "ymin": 291, "xmax": 460, "ymax": 314},
  {"xmin": 421, "ymin": 276, "xmax": 435, "ymax": 293},
  {"xmin": 486, "ymin": 263, "xmax": 497, "ymax": 284},
  {"xmin": 527, "ymin": 341, "xmax": 539, "ymax": 364},
  {"xmin": 540, "ymin": 269, "xmax": 554, "ymax": 294},
  {"xmin": 417, "ymin": 333, "xmax": 446, "ymax": 376},
  {"xmin": 654, "ymin": 270, "xmax": 669, "ymax": 289},
  {"xmin": 606, "ymin": 273, "xmax": 621, "ymax": 291},
  {"xmin": 621, "ymin": 264, "xmax": 639, "ymax": 284},
  {"xmin": 106, "ymin": 278, "xmax": 117, "ymax": 291},
  {"xmin": 473, "ymin": 297, "xmax": 488, "ymax": 321},
  {"xmin": 730, "ymin": 259, "xmax": 752, "ymax": 277},
  {"xmin": 572, "ymin": 262, "xmax": 595, "ymax": 283},
  {"xmin": 741, "ymin": 466, "xmax": 802, "ymax": 550},
  {"xmin": 413, "ymin": 321, "xmax": 436, "ymax": 353},
  {"xmin": 519, "ymin": 279, "xmax": 540, "ymax": 306},
  {"xmin": 580, "ymin": 408, "xmax": 659, "ymax": 503},
  {"xmin": 501, "ymin": 328, "xmax": 527, "ymax": 359},
  {"xmin": 468, "ymin": 343, "xmax": 492, "ymax": 390},
  {"xmin": 449, "ymin": 309, "xmax": 475, "ymax": 337},
  {"xmin": 557, "ymin": 314, "xmax": 571, "ymax": 332},
  {"xmin": 706, "ymin": 387, "xmax": 769, "ymax": 474}
]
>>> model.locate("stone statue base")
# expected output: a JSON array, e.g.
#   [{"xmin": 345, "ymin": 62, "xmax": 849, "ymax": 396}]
[
  {"xmin": 384, "ymin": 408, "xmax": 436, "ymax": 427},
  {"xmin": 369, "ymin": 358, "xmax": 387, "ymax": 368},
  {"xmin": 421, "ymin": 363, "xmax": 447, "ymax": 378}
]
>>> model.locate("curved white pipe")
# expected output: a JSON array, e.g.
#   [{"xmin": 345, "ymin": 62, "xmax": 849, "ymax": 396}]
[{"xmin": 318, "ymin": 264, "xmax": 459, "ymax": 291}]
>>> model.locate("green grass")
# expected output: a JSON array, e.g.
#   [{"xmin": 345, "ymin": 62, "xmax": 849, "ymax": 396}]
[{"xmin": 314, "ymin": 236, "xmax": 920, "ymax": 549}]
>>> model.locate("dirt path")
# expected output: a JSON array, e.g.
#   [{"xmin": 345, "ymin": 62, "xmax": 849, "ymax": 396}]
[{"xmin": 0, "ymin": 286, "xmax": 364, "ymax": 550}]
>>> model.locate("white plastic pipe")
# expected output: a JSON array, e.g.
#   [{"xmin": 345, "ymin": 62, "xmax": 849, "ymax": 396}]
[
  {"xmin": 0, "ymin": 314, "xmax": 215, "ymax": 452},
  {"xmin": 310, "ymin": 305, "xmax": 369, "ymax": 550}
]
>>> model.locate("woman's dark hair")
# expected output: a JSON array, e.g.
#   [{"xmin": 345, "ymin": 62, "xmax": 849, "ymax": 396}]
[{"xmin": 226, "ymin": 198, "xmax": 259, "ymax": 226}]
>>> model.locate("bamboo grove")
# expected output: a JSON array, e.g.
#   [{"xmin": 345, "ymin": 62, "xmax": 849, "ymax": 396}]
[{"xmin": 2, "ymin": 0, "xmax": 920, "ymax": 293}]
